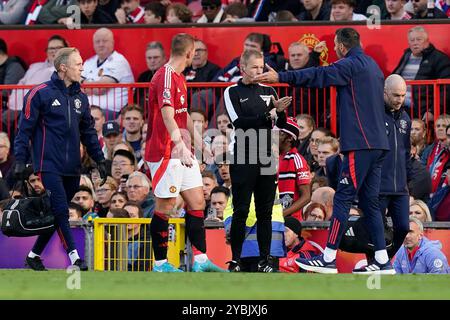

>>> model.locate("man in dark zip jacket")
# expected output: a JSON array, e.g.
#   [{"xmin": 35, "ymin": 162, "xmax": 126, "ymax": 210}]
[
  {"xmin": 14, "ymin": 48, "xmax": 107, "ymax": 271},
  {"xmin": 392, "ymin": 26, "xmax": 450, "ymax": 117},
  {"xmin": 379, "ymin": 74, "xmax": 412, "ymax": 258},
  {"xmin": 224, "ymin": 49, "xmax": 292, "ymax": 272},
  {"xmin": 256, "ymin": 28, "xmax": 393, "ymax": 274}
]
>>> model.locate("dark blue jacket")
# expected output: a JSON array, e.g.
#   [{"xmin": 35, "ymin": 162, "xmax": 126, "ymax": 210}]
[
  {"xmin": 14, "ymin": 72, "xmax": 104, "ymax": 175},
  {"xmin": 279, "ymin": 47, "xmax": 389, "ymax": 152},
  {"xmin": 380, "ymin": 105, "xmax": 412, "ymax": 195}
]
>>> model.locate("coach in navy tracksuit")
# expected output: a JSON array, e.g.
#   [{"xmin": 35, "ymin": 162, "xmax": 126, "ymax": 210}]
[
  {"xmin": 379, "ymin": 75, "xmax": 412, "ymax": 258},
  {"xmin": 256, "ymin": 28, "xmax": 393, "ymax": 274},
  {"xmin": 14, "ymin": 48, "xmax": 106, "ymax": 271}
]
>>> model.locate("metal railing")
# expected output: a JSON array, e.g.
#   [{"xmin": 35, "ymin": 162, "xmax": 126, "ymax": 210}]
[
  {"xmin": 93, "ymin": 218, "xmax": 185, "ymax": 272},
  {"xmin": 1, "ymin": 79, "xmax": 448, "ymax": 139}
]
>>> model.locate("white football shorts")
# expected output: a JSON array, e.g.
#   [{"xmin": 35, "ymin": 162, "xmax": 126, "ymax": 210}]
[{"xmin": 148, "ymin": 158, "xmax": 203, "ymax": 198}]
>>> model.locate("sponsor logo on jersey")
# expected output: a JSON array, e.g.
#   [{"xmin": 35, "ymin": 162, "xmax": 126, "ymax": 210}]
[
  {"xmin": 298, "ymin": 172, "xmax": 310, "ymax": 179},
  {"xmin": 175, "ymin": 108, "xmax": 187, "ymax": 114}
]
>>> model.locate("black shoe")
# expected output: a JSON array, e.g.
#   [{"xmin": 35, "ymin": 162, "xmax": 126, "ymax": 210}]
[
  {"xmin": 73, "ymin": 259, "xmax": 88, "ymax": 271},
  {"xmin": 226, "ymin": 260, "xmax": 241, "ymax": 272},
  {"xmin": 257, "ymin": 256, "xmax": 276, "ymax": 273},
  {"xmin": 25, "ymin": 256, "xmax": 47, "ymax": 271}
]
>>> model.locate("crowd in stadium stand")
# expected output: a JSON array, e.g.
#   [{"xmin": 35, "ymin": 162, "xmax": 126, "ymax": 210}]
[
  {"xmin": 0, "ymin": 0, "xmax": 448, "ymax": 26},
  {"xmin": 0, "ymin": 2, "xmax": 449, "ymax": 272}
]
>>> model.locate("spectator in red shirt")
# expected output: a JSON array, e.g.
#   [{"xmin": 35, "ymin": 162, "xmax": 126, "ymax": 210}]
[
  {"xmin": 279, "ymin": 217, "xmax": 322, "ymax": 273},
  {"xmin": 115, "ymin": 0, "xmax": 145, "ymax": 23},
  {"xmin": 421, "ymin": 114, "xmax": 450, "ymax": 193},
  {"xmin": 276, "ymin": 117, "xmax": 311, "ymax": 221}
]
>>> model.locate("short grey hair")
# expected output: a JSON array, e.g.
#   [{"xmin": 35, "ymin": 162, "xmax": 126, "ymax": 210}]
[
  {"xmin": 146, "ymin": 41, "xmax": 165, "ymax": 54},
  {"xmin": 289, "ymin": 42, "xmax": 309, "ymax": 54},
  {"xmin": 54, "ymin": 47, "xmax": 79, "ymax": 71},
  {"xmin": 409, "ymin": 216, "xmax": 424, "ymax": 232},
  {"xmin": 0, "ymin": 132, "xmax": 10, "ymax": 149},
  {"xmin": 126, "ymin": 171, "xmax": 151, "ymax": 190},
  {"xmin": 408, "ymin": 26, "xmax": 429, "ymax": 40}
]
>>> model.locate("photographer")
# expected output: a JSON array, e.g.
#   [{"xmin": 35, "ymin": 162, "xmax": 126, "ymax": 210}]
[
  {"xmin": 111, "ymin": 149, "xmax": 136, "ymax": 192},
  {"xmin": 14, "ymin": 48, "xmax": 107, "ymax": 271}
]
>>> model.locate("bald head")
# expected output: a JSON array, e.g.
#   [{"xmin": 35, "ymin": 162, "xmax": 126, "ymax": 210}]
[
  {"xmin": 93, "ymin": 28, "xmax": 114, "ymax": 60},
  {"xmin": 384, "ymin": 74, "xmax": 407, "ymax": 110},
  {"xmin": 94, "ymin": 28, "xmax": 113, "ymax": 41},
  {"xmin": 311, "ymin": 187, "xmax": 335, "ymax": 220},
  {"xmin": 385, "ymin": 74, "xmax": 406, "ymax": 91}
]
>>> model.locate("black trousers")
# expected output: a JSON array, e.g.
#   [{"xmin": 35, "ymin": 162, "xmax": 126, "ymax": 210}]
[
  {"xmin": 32, "ymin": 173, "xmax": 80, "ymax": 255},
  {"xmin": 379, "ymin": 194, "xmax": 410, "ymax": 255},
  {"xmin": 229, "ymin": 164, "xmax": 277, "ymax": 261}
]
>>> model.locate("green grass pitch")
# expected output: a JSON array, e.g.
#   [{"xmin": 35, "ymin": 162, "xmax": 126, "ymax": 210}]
[{"xmin": 1, "ymin": 270, "xmax": 449, "ymax": 300}]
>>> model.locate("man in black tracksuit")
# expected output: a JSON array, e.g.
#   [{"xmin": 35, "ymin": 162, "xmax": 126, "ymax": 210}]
[
  {"xmin": 14, "ymin": 48, "xmax": 107, "ymax": 271},
  {"xmin": 224, "ymin": 49, "xmax": 291, "ymax": 272},
  {"xmin": 379, "ymin": 74, "xmax": 412, "ymax": 256}
]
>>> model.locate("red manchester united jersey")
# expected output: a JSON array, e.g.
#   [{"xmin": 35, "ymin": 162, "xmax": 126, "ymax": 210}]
[
  {"xmin": 278, "ymin": 148, "xmax": 311, "ymax": 221},
  {"xmin": 145, "ymin": 64, "xmax": 189, "ymax": 162}
]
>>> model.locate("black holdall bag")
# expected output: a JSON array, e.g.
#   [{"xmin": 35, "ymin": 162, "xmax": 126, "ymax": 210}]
[
  {"xmin": 1, "ymin": 180, "xmax": 54, "ymax": 237},
  {"xmin": 339, "ymin": 215, "xmax": 394, "ymax": 256}
]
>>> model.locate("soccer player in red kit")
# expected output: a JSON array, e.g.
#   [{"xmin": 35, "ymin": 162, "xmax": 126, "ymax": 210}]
[{"xmin": 145, "ymin": 33, "xmax": 224, "ymax": 272}]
